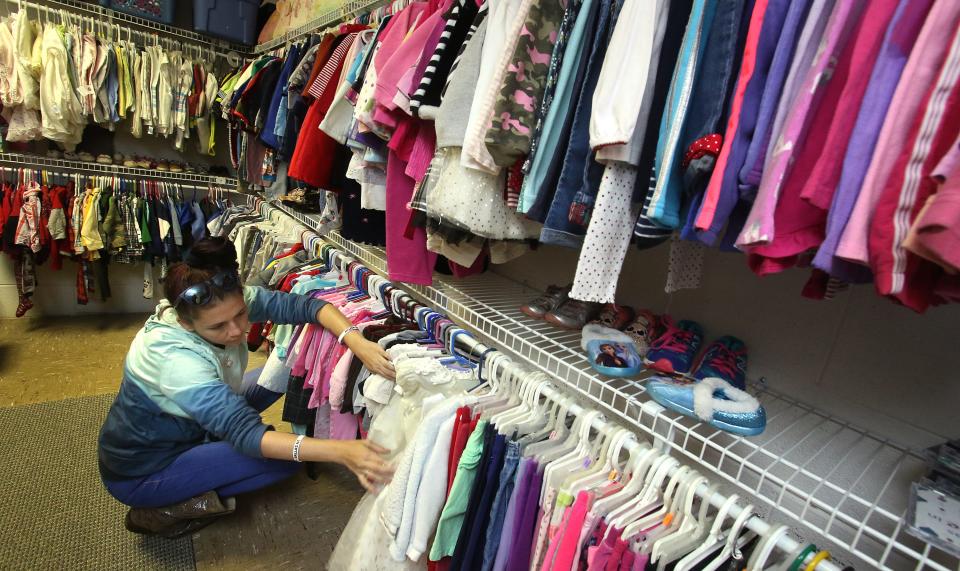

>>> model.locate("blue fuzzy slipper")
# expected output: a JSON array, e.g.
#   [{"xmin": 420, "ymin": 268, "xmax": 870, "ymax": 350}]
[{"xmin": 646, "ymin": 375, "xmax": 766, "ymax": 436}]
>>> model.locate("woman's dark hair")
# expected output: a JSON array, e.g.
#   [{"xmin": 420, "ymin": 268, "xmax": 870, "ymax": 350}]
[{"xmin": 164, "ymin": 237, "xmax": 241, "ymax": 321}]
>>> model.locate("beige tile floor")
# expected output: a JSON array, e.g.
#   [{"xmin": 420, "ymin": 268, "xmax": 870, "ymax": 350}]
[{"xmin": 0, "ymin": 314, "xmax": 362, "ymax": 570}]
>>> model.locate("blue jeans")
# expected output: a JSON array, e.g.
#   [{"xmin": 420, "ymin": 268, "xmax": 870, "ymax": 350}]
[
  {"xmin": 692, "ymin": 0, "xmax": 791, "ymax": 246},
  {"xmin": 679, "ymin": 0, "xmax": 750, "ymax": 241},
  {"xmin": 103, "ymin": 381, "xmax": 295, "ymax": 509},
  {"xmin": 539, "ymin": 0, "xmax": 618, "ymax": 248},
  {"xmin": 525, "ymin": 0, "xmax": 604, "ymax": 225},
  {"xmin": 481, "ymin": 440, "xmax": 520, "ymax": 571}
]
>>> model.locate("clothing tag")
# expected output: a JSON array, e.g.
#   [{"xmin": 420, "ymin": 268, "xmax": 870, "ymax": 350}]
[
  {"xmin": 608, "ymin": 469, "xmax": 619, "ymax": 481},
  {"xmin": 582, "ymin": 457, "xmax": 592, "ymax": 469}
]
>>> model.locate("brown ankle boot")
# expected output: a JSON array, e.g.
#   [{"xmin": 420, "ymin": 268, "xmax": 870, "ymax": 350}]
[{"xmin": 125, "ymin": 492, "xmax": 236, "ymax": 538}]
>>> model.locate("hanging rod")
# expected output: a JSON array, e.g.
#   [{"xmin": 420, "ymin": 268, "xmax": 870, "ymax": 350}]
[
  {"xmin": 259, "ymin": 197, "xmax": 844, "ymax": 571},
  {"xmin": 3, "ymin": 0, "xmax": 249, "ymax": 61},
  {"xmin": 0, "ymin": 165, "xmax": 217, "ymax": 193},
  {"xmin": 254, "ymin": 0, "xmax": 392, "ymax": 54},
  {"xmin": 0, "ymin": 153, "xmax": 239, "ymax": 187}
]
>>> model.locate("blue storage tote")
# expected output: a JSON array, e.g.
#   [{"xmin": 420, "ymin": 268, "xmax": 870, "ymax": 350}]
[
  {"xmin": 194, "ymin": 0, "xmax": 260, "ymax": 45},
  {"xmin": 107, "ymin": 0, "xmax": 175, "ymax": 25}
]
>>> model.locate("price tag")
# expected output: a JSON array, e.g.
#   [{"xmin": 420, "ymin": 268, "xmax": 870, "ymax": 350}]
[{"xmin": 908, "ymin": 481, "xmax": 960, "ymax": 557}]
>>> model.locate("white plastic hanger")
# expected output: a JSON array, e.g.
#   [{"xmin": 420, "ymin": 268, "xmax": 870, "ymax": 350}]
[
  {"xmin": 532, "ymin": 410, "xmax": 593, "ymax": 476},
  {"xmin": 674, "ymin": 493, "xmax": 742, "ymax": 571},
  {"xmin": 628, "ymin": 468, "xmax": 700, "ymax": 554},
  {"xmin": 490, "ymin": 368, "xmax": 539, "ymax": 426},
  {"xmin": 520, "ymin": 393, "xmax": 573, "ymax": 453},
  {"xmin": 509, "ymin": 379, "xmax": 557, "ymax": 437},
  {"xmin": 495, "ymin": 372, "xmax": 550, "ymax": 432},
  {"xmin": 545, "ymin": 421, "xmax": 612, "ymax": 494},
  {"xmin": 652, "ymin": 479, "xmax": 716, "ymax": 569},
  {"xmin": 538, "ymin": 409, "xmax": 604, "ymax": 505},
  {"xmin": 590, "ymin": 443, "xmax": 658, "ymax": 517},
  {"xmin": 701, "ymin": 501, "xmax": 757, "ymax": 571},
  {"xmin": 566, "ymin": 427, "xmax": 635, "ymax": 497},
  {"xmin": 609, "ymin": 454, "xmax": 681, "ymax": 531},
  {"xmin": 558, "ymin": 423, "xmax": 625, "ymax": 496},
  {"xmin": 747, "ymin": 524, "xmax": 790, "ymax": 571},
  {"xmin": 625, "ymin": 466, "xmax": 699, "ymax": 544}
]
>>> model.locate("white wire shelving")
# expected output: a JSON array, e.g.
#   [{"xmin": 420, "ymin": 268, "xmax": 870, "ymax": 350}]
[
  {"xmin": 9, "ymin": 0, "xmax": 251, "ymax": 57},
  {"xmin": 270, "ymin": 202, "xmax": 960, "ymax": 571},
  {"xmin": 254, "ymin": 0, "xmax": 392, "ymax": 54},
  {"xmin": 0, "ymin": 153, "xmax": 238, "ymax": 187}
]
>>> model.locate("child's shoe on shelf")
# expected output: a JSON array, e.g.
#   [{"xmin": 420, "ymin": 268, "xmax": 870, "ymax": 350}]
[
  {"xmin": 588, "ymin": 303, "xmax": 635, "ymax": 330},
  {"xmin": 690, "ymin": 336, "xmax": 748, "ymax": 389},
  {"xmin": 646, "ymin": 375, "xmax": 766, "ymax": 436},
  {"xmin": 582, "ymin": 324, "xmax": 643, "ymax": 377},
  {"xmin": 545, "ymin": 298, "xmax": 602, "ymax": 330},
  {"xmin": 623, "ymin": 310, "xmax": 662, "ymax": 358},
  {"xmin": 644, "ymin": 318, "xmax": 703, "ymax": 375},
  {"xmin": 520, "ymin": 284, "xmax": 570, "ymax": 319}
]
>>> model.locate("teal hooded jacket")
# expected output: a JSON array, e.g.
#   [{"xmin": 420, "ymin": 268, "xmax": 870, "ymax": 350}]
[{"xmin": 98, "ymin": 286, "xmax": 326, "ymax": 480}]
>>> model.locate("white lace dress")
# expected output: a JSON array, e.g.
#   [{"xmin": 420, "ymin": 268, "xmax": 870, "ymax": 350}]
[
  {"xmin": 328, "ymin": 355, "xmax": 476, "ymax": 570},
  {"xmin": 427, "ymin": 146, "xmax": 540, "ymax": 241}
]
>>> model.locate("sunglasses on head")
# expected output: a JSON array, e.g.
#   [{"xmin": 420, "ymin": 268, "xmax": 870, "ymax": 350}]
[{"xmin": 174, "ymin": 271, "xmax": 241, "ymax": 309}]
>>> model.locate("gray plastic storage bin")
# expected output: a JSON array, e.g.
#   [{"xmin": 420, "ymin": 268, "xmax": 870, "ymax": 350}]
[{"xmin": 194, "ymin": 0, "xmax": 260, "ymax": 45}]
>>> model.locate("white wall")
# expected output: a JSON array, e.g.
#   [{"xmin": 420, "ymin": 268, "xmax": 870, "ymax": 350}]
[
  {"xmin": 0, "ymin": 256, "xmax": 157, "ymax": 318},
  {"xmin": 494, "ymin": 242, "xmax": 960, "ymax": 448}
]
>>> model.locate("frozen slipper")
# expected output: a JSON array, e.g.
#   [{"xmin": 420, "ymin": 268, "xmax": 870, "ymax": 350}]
[
  {"xmin": 646, "ymin": 375, "xmax": 766, "ymax": 436},
  {"xmin": 581, "ymin": 324, "xmax": 643, "ymax": 377}
]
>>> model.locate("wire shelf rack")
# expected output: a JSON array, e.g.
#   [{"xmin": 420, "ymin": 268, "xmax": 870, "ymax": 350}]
[
  {"xmin": 0, "ymin": 153, "xmax": 238, "ymax": 187},
  {"xmin": 270, "ymin": 202, "xmax": 959, "ymax": 571},
  {"xmin": 254, "ymin": 0, "xmax": 392, "ymax": 54}
]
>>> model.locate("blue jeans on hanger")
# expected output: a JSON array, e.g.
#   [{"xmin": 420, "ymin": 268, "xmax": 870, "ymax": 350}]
[
  {"xmin": 481, "ymin": 440, "xmax": 521, "ymax": 571},
  {"xmin": 103, "ymin": 381, "xmax": 294, "ymax": 509},
  {"xmin": 524, "ymin": 0, "xmax": 604, "ymax": 224},
  {"xmin": 538, "ymin": 0, "xmax": 618, "ymax": 248}
]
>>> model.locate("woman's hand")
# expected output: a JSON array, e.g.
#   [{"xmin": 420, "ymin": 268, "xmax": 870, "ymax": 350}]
[
  {"xmin": 351, "ymin": 337, "xmax": 396, "ymax": 380},
  {"xmin": 336, "ymin": 440, "xmax": 394, "ymax": 493}
]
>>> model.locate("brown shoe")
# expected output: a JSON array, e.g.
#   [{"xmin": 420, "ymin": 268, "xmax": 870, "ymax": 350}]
[{"xmin": 124, "ymin": 492, "xmax": 236, "ymax": 539}]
